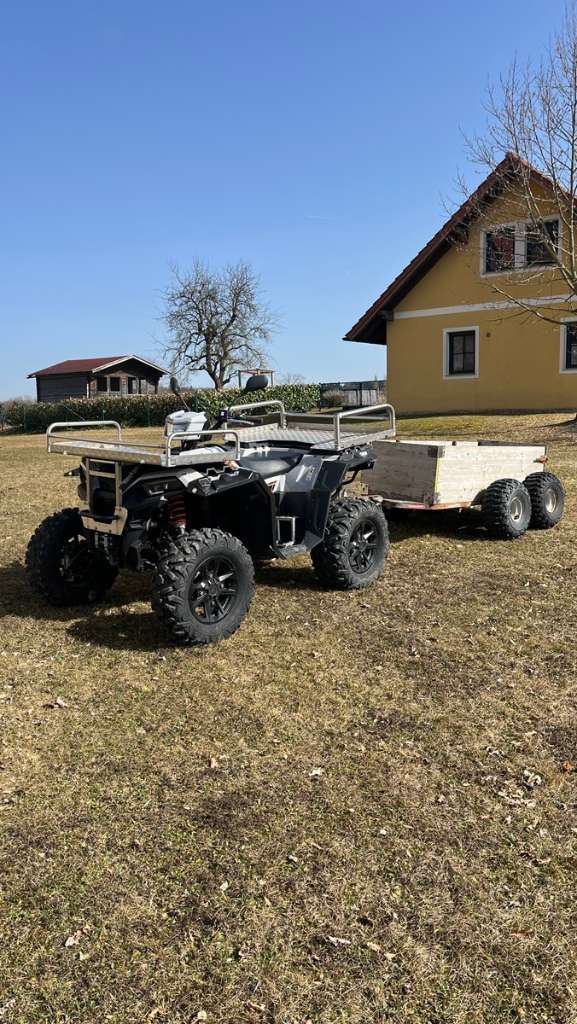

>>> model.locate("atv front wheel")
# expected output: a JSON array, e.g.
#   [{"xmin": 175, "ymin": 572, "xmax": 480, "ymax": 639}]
[
  {"xmin": 312, "ymin": 498, "xmax": 389, "ymax": 590},
  {"xmin": 151, "ymin": 529, "xmax": 255, "ymax": 645},
  {"xmin": 26, "ymin": 507, "xmax": 118, "ymax": 606}
]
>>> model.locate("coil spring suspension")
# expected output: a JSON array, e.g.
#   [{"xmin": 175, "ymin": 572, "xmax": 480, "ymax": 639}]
[{"xmin": 166, "ymin": 493, "xmax": 187, "ymax": 530}]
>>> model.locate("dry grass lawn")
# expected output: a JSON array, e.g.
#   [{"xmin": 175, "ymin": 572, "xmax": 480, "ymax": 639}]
[{"xmin": 1, "ymin": 413, "xmax": 577, "ymax": 1023}]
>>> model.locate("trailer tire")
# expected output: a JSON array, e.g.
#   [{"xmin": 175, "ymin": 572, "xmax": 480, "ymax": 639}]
[
  {"xmin": 312, "ymin": 498, "xmax": 389, "ymax": 590},
  {"xmin": 26, "ymin": 507, "xmax": 118, "ymax": 606},
  {"xmin": 524, "ymin": 471, "xmax": 565, "ymax": 529},
  {"xmin": 152, "ymin": 529, "xmax": 255, "ymax": 645},
  {"xmin": 481, "ymin": 479, "xmax": 531, "ymax": 540}
]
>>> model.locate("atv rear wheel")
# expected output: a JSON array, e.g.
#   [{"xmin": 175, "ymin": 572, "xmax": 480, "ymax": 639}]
[
  {"xmin": 312, "ymin": 498, "xmax": 389, "ymax": 590},
  {"xmin": 26, "ymin": 507, "xmax": 118, "ymax": 606},
  {"xmin": 151, "ymin": 529, "xmax": 255, "ymax": 645}
]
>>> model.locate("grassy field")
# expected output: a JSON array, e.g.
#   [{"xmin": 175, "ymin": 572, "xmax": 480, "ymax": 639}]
[{"xmin": 1, "ymin": 413, "xmax": 577, "ymax": 1024}]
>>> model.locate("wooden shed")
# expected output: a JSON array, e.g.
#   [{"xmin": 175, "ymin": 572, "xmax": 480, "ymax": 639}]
[{"xmin": 28, "ymin": 355, "xmax": 167, "ymax": 403}]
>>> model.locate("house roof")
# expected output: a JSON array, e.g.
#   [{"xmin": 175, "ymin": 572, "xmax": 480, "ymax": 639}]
[
  {"xmin": 28, "ymin": 355, "xmax": 167, "ymax": 378},
  {"xmin": 344, "ymin": 152, "xmax": 558, "ymax": 344}
]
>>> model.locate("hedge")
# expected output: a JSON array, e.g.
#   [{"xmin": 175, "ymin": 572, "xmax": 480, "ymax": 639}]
[{"xmin": 1, "ymin": 384, "xmax": 322, "ymax": 434}]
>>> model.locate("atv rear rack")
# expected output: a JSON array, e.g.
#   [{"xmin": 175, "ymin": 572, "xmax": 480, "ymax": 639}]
[
  {"xmin": 46, "ymin": 403, "xmax": 396, "ymax": 467},
  {"xmin": 46, "ymin": 421, "xmax": 243, "ymax": 467}
]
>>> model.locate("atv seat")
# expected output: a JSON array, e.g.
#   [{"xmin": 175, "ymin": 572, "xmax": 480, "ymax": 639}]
[{"xmin": 239, "ymin": 449, "xmax": 302, "ymax": 477}]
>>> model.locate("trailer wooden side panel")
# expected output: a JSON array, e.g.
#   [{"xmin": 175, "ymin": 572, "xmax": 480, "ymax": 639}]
[
  {"xmin": 365, "ymin": 440, "xmax": 439, "ymax": 503},
  {"xmin": 436, "ymin": 444, "xmax": 546, "ymax": 504}
]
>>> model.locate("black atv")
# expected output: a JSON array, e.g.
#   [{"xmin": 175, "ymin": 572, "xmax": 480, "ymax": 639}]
[{"xmin": 26, "ymin": 377, "xmax": 396, "ymax": 645}]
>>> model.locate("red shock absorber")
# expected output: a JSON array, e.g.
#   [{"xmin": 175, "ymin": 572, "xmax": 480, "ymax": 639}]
[{"xmin": 166, "ymin": 493, "xmax": 187, "ymax": 530}]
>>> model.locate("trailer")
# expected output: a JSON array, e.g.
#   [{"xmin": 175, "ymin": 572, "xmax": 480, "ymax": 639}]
[{"xmin": 363, "ymin": 437, "xmax": 565, "ymax": 538}]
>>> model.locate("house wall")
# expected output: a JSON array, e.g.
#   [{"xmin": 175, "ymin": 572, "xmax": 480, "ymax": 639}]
[
  {"xmin": 387, "ymin": 188, "xmax": 577, "ymax": 414},
  {"xmin": 36, "ymin": 374, "xmax": 88, "ymax": 403}
]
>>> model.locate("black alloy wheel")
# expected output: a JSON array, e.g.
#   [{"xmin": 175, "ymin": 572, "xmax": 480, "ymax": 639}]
[
  {"xmin": 348, "ymin": 520, "xmax": 379, "ymax": 574},
  {"xmin": 189, "ymin": 555, "xmax": 239, "ymax": 624}
]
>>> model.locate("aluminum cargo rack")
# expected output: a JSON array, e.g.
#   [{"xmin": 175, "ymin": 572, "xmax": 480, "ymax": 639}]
[
  {"xmin": 46, "ymin": 403, "xmax": 396, "ymax": 467},
  {"xmin": 46, "ymin": 421, "xmax": 243, "ymax": 467}
]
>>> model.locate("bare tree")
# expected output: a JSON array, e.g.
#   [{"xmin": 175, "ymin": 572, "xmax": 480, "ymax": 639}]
[
  {"xmin": 279, "ymin": 372, "xmax": 306, "ymax": 384},
  {"xmin": 162, "ymin": 260, "xmax": 276, "ymax": 389},
  {"xmin": 463, "ymin": 6, "xmax": 577, "ymax": 323}
]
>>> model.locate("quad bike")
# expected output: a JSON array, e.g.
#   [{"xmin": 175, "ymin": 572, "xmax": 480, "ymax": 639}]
[{"xmin": 26, "ymin": 377, "xmax": 396, "ymax": 645}]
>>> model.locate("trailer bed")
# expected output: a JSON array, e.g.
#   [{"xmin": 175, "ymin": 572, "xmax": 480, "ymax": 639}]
[{"xmin": 365, "ymin": 438, "xmax": 548, "ymax": 508}]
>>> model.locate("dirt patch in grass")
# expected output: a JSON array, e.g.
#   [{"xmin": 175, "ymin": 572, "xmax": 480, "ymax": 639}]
[{"xmin": 1, "ymin": 415, "xmax": 577, "ymax": 1022}]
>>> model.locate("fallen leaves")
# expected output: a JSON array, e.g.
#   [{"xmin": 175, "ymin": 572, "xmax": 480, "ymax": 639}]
[
  {"xmin": 43, "ymin": 697, "xmax": 69, "ymax": 710},
  {"xmin": 522, "ymin": 769, "xmax": 543, "ymax": 790},
  {"xmin": 64, "ymin": 923, "xmax": 91, "ymax": 949}
]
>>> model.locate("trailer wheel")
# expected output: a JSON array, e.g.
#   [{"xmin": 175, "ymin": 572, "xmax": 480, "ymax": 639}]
[
  {"xmin": 481, "ymin": 478, "xmax": 531, "ymax": 540},
  {"xmin": 312, "ymin": 498, "xmax": 389, "ymax": 590},
  {"xmin": 524, "ymin": 471, "xmax": 565, "ymax": 529},
  {"xmin": 152, "ymin": 529, "xmax": 255, "ymax": 645}
]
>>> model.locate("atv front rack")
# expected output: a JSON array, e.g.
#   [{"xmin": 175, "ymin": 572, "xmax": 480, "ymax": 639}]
[{"xmin": 46, "ymin": 403, "xmax": 396, "ymax": 467}]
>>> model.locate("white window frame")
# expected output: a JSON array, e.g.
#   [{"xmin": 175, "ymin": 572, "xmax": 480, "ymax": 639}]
[
  {"xmin": 443, "ymin": 326, "xmax": 480, "ymax": 380},
  {"xmin": 480, "ymin": 217, "xmax": 561, "ymax": 277},
  {"xmin": 559, "ymin": 318, "xmax": 577, "ymax": 374}
]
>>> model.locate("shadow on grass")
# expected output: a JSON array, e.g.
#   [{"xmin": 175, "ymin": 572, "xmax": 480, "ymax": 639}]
[
  {"xmin": 0, "ymin": 512, "xmax": 491, "ymax": 648},
  {"xmin": 67, "ymin": 609, "xmax": 173, "ymax": 651},
  {"xmin": 0, "ymin": 559, "xmax": 174, "ymax": 649},
  {"xmin": 254, "ymin": 560, "xmax": 323, "ymax": 590},
  {"xmin": 0, "ymin": 558, "xmax": 321, "ymax": 651},
  {"xmin": 385, "ymin": 509, "xmax": 487, "ymax": 543},
  {"xmin": 0, "ymin": 560, "xmax": 152, "ymax": 621},
  {"xmin": 0, "ymin": 512, "xmax": 487, "ymax": 626}
]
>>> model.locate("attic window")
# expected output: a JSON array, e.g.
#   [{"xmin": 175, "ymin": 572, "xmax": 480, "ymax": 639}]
[
  {"xmin": 483, "ymin": 218, "xmax": 559, "ymax": 274},
  {"xmin": 485, "ymin": 226, "xmax": 515, "ymax": 273},
  {"xmin": 526, "ymin": 219, "xmax": 558, "ymax": 266}
]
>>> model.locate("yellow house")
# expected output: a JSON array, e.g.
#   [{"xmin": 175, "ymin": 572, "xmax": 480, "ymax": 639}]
[{"xmin": 345, "ymin": 153, "xmax": 577, "ymax": 415}]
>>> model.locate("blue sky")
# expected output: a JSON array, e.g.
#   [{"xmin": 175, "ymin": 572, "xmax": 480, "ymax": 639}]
[{"xmin": 0, "ymin": 0, "xmax": 566, "ymax": 398}]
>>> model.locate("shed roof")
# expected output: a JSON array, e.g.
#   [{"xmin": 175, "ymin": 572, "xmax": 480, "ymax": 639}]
[
  {"xmin": 29, "ymin": 355, "xmax": 167, "ymax": 378},
  {"xmin": 344, "ymin": 153, "xmax": 558, "ymax": 345}
]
